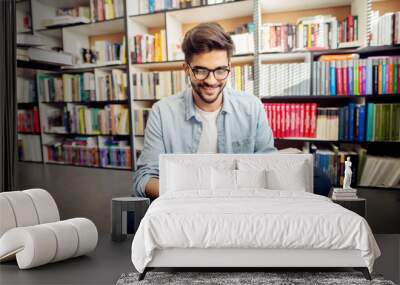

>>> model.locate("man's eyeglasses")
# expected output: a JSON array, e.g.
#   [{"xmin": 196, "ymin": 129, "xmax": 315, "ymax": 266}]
[{"xmin": 189, "ymin": 65, "xmax": 230, "ymax": 81}]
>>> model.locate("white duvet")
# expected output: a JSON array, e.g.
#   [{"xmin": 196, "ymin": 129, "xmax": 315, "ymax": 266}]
[{"xmin": 131, "ymin": 190, "xmax": 380, "ymax": 273}]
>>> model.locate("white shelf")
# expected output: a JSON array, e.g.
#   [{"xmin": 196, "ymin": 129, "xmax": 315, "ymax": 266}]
[
  {"xmin": 62, "ymin": 61, "xmax": 125, "ymax": 70},
  {"xmin": 62, "ymin": 18, "xmax": 124, "ymax": 36},
  {"xmin": 167, "ymin": 0, "xmax": 253, "ymax": 24},
  {"xmin": 132, "ymin": 60, "xmax": 184, "ymax": 69},
  {"xmin": 260, "ymin": 52, "xmax": 311, "ymax": 63},
  {"xmin": 261, "ymin": 0, "xmax": 352, "ymax": 13},
  {"xmin": 130, "ymin": 12, "xmax": 165, "ymax": 27},
  {"xmin": 131, "ymin": 55, "xmax": 254, "ymax": 69}
]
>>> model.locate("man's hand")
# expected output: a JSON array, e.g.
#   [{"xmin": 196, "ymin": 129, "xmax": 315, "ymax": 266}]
[{"xmin": 145, "ymin": 178, "xmax": 160, "ymax": 200}]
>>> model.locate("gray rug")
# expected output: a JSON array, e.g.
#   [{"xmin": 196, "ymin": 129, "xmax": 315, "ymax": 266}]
[{"xmin": 116, "ymin": 271, "xmax": 396, "ymax": 285}]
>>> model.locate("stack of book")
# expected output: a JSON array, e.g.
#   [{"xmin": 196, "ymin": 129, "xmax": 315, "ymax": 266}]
[
  {"xmin": 17, "ymin": 47, "xmax": 73, "ymax": 65},
  {"xmin": 17, "ymin": 76, "xmax": 36, "ymax": 103},
  {"xmin": 338, "ymin": 103, "xmax": 366, "ymax": 142},
  {"xmin": 136, "ymin": 0, "xmax": 236, "ymax": 14},
  {"xmin": 315, "ymin": 108, "xmax": 339, "ymax": 140},
  {"xmin": 370, "ymin": 11, "xmax": 400, "ymax": 46},
  {"xmin": 260, "ymin": 63, "xmax": 311, "ymax": 96},
  {"xmin": 263, "ymin": 103, "xmax": 317, "ymax": 139},
  {"xmin": 17, "ymin": 135, "xmax": 42, "ymax": 162},
  {"xmin": 94, "ymin": 39, "xmax": 125, "ymax": 64},
  {"xmin": 17, "ymin": 108, "xmax": 40, "ymax": 133},
  {"xmin": 95, "ymin": 69, "xmax": 127, "ymax": 101},
  {"xmin": 131, "ymin": 31, "xmax": 167, "ymax": 63},
  {"xmin": 45, "ymin": 137, "xmax": 100, "ymax": 167},
  {"xmin": 313, "ymin": 54, "xmax": 400, "ymax": 96},
  {"xmin": 38, "ymin": 74, "xmax": 63, "ymax": 101},
  {"xmin": 230, "ymin": 22, "xmax": 255, "ymax": 55},
  {"xmin": 134, "ymin": 108, "xmax": 151, "ymax": 136},
  {"xmin": 62, "ymin": 73, "xmax": 96, "ymax": 102},
  {"xmin": 91, "ymin": 0, "xmax": 124, "ymax": 21},
  {"xmin": 359, "ymin": 155, "xmax": 400, "ymax": 188},
  {"xmin": 98, "ymin": 137, "xmax": 131, "ymax": 169},
  {"xmin": 366, "ymin": 103, "xmax": 400, "ymax": 142},
  {"xmin": 332, "ymin": 188, "xmax": 358, "ymax": 200},
  {"xmin": 338, "ymin": 15, "xmax": 359, "ymax": 45},
  {"xmin": 132, "ymin": 70, "xmax": 186, "ymax": 99},
  {"xmin": 228, "ymin": 65, "xmax": 254, "ymax": 95},
  {"xmin": 64, "ymin": 104, "xmax": 130, "ymax": 135},
  {"xmin": 260, "ymin": 23, "xmax": 297, "ymax": 52},
  {"xmin": 312, "ymin": 147, "xmax": 359, "ymax": 186}
]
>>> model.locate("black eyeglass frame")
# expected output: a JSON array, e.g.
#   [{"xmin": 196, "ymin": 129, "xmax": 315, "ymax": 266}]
[{"xmin": 188, "ymin": 64, "xmax": 231, "ymax": 81}]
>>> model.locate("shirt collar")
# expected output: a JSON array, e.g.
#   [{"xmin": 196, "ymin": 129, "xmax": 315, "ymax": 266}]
[{"xmin": 184, "ymin": 86, "xmax": 233, "ymax": 121}]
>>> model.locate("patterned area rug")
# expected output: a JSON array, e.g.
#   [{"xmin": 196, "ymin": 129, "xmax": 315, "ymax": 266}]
[{"xmin": 116, "ymin": 271, "xmax": 396, "ymax": 285}]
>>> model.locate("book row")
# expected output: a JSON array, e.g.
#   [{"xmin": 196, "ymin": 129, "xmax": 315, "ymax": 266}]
[
  {"xmin": 17, "ymin": 135, "xmax": 42, "ymax": 162},
  {"xmin": 135, "ymin": 0, "xmax": 237, "ymax": 14},
  {"xmin": 131, "ymin": 32, "xmax": 167, "ymax": 63},
  {"xmin": 313, "ymin": 56, "xmax": 400, "ymax": 96},
  {"xmin": 94, "ymin": 40, "xmax": 125, "ymax": 64},
  {"xmin": 312, "ymin": 145, "xmax": 400, "ymax": 189},
  {"xmin": 38, "ymin": 70, "xmax": 127, "ymax": 103},
  {"xmin": 132, "ymin": 70, "xmax": 187, "ymax": 100},
  {"xmin": 263, "ymin": 103, "xmax": 317, "ymax": 139},
  {"xmin": 228, "ymin": 65, "xmax": 254, "ymax": 95},
  {"xmin": 260, "ymin": 63, "xmax": 311, "ymax": 97},
  {"xmin": 17, "ymin": 76, "xmax": 36, "ymax": 103},
  {"xmin": 370, "ymin": 11, "xmax": 400, "ymax": 46},
  {"xmin": 17, "ymin": 108, "xmax": 40, "ymax": 133},
  {"xmin": 44, "ymin": 104, "xmax": 129, "ymax": 135},
  {"xmin": 90, "ymin": 0, "xmax": 124, "ymax": 22},
  {"xmin": 264, "ymin": 102, "xmax": 399, "ymax": 142},
  {"xmin": 367, "ymin": 103, "xmax": 400, "ymax": 142},
  {"xmin": 45, "ymin": 137, "xmax": 131, "ymax": 169},
  {"xmin": 359, "ymin": 155, "xmax": 400, "ymax": 188},
  {"xmin": 260, "ymin": 14, "xmax": 358, "ymax": 53},
  {"xmin": 313, "ymin": 149, "xmax": 359, "ymax": 187},
  {"xmin": 134, "ymin": 108, "xmax": 150, "ymax": 136}
]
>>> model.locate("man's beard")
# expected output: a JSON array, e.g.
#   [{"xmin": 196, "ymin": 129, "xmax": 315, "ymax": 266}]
[{"xmin": 190, "ymin": 80, "xmax": 227, "ymax": 104}]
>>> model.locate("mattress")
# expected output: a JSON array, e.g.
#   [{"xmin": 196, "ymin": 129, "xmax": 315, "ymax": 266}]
[{"xmin": 131, "ymin": 190, "xmax": 380, "ymax": 273}]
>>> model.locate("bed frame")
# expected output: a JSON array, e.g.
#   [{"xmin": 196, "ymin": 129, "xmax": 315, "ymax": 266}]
[
  {"xmin": 138, "ymin": 154, "xmax": 372, "ymax": 281},
  {"xmin": 138, "ymin": 248, "xmax": 371, "ymax": 280}
]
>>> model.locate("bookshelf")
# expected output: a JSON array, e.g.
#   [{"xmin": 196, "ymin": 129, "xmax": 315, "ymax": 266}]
[
  {"xmin": 257, "ymin": 0, "xmax": 400, "ymax": 189},
  {"xmin": 15, "ymin": 0, "xmax": 400, "ymax": 188}
]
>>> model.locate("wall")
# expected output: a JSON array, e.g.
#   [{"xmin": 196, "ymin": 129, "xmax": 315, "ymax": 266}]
[{"xmin": 16, "ymin": 162, "xmax": 133, "ymax": 234}]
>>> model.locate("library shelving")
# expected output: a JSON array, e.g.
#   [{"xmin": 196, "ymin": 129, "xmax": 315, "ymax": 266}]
[{"xmin": 16, "ymin": 0, "xmax": 400, "ymax": 188}]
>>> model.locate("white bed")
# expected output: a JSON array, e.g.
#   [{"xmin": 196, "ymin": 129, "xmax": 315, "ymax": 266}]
[{"xmin": 131, "ymin": 154, "xmax": 380, "ymax": 280}]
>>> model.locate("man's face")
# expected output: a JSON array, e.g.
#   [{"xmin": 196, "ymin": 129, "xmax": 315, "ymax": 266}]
[{"xmin": 184, "ymin": 50, "xmax": 230, "ymax": 104}]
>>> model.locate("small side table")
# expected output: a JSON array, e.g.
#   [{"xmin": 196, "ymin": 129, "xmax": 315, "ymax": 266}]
[
  {"xmin": 332, "ymin": 197, "xmax": 367, "ymax": 218},
  {"xmin": 111, "ymin": 197, "xmax": 150, "ymax": 242}
]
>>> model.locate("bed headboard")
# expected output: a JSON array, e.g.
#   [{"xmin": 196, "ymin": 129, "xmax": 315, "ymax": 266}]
[{"xmin": 159, "ymin": 154, "xmax": 314, "ymax": 195}]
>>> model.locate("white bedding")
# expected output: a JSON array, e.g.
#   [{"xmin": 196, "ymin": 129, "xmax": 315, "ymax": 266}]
[{"xmin": 131, "ymin": 190, "xmax": 380, "ymax": 273}]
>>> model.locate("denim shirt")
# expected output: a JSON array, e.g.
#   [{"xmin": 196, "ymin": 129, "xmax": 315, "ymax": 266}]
[{"xmin": 133, "ymin": 87, "xmax": 276, "ymax": 197}]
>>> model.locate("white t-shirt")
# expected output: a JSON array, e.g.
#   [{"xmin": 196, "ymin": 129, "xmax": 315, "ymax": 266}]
[{"xmin": 195, "ymin": 105, "xmax": 221, "ymax": 153}]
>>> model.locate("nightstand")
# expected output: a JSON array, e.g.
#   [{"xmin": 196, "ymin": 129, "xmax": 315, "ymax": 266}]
[
  {"xmin": 111, "ymin": 197, "xmax": 150, "ymax": 242},
  {"xmin": 332, "ymin": 197, "xmax": 367, "ymax": 218}
]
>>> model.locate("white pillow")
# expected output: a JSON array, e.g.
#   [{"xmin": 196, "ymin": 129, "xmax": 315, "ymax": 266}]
[
  {"xmin": 265, "ymin": 162, "xmax": 307, "ymax": 191},
  {"xmin": 236, "ymin": 169, "xmax": 267, "ymax": 189},
  {"xmin": 167, "ymin": 163, "xmax": 212, "ymax": 191},
  {"xmin": 212, "ymin": 168, "xmax": 237, "ymax": 190}
]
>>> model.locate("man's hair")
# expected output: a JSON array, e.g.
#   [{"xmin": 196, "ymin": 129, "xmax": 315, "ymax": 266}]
[{"xmin": 181, "ymin": 23, "xmax": 235, "ymax": 63}]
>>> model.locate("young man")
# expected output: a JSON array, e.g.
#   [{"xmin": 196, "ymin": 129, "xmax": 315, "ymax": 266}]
[{"xmin": 134, "ymin": 23, "xmax": 276, "ymax": 199}]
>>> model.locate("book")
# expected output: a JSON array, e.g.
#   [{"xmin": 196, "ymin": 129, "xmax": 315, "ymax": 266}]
[
  {"xmin": 17, "ymin": 134, "xmax": 42, "ymax": 162},
  {"xmin": 359, "ymin": 155, "xmax": 400, "ymax": 188},
  {"xmin": 260, "ymin": 63, "xmax": 311, "ymax": 97}
]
